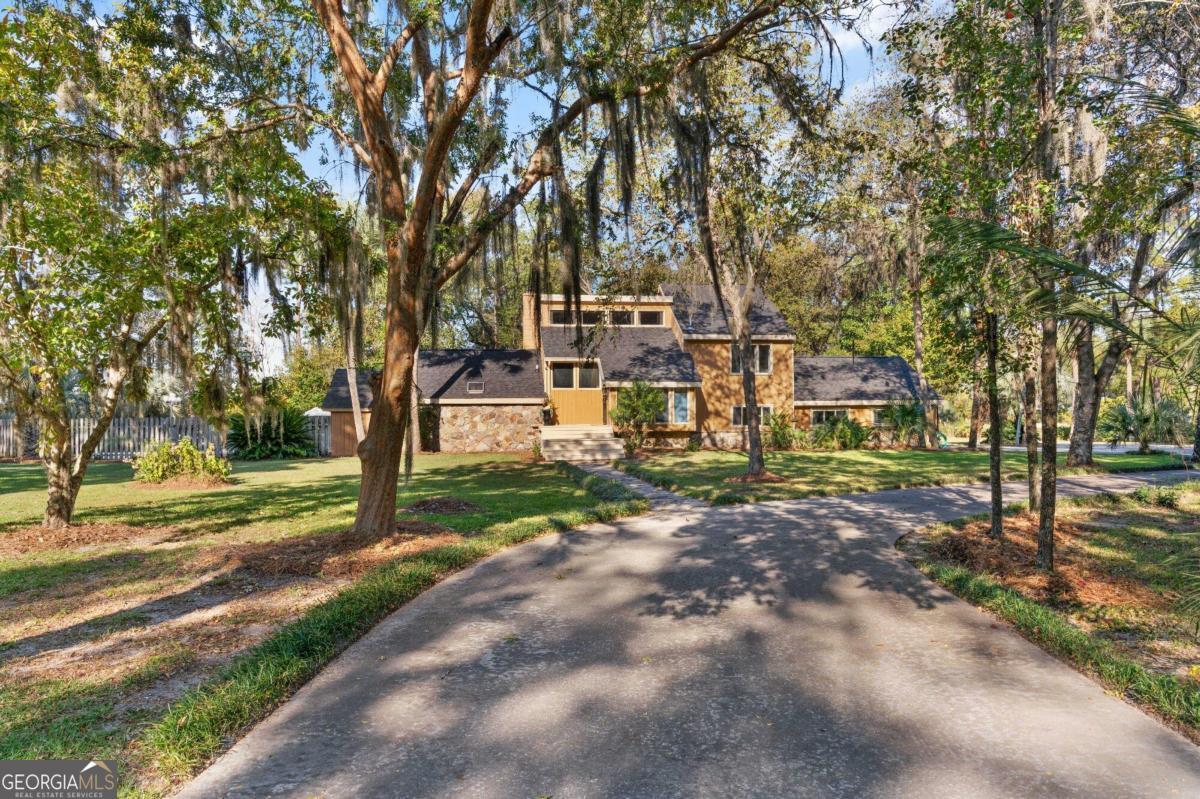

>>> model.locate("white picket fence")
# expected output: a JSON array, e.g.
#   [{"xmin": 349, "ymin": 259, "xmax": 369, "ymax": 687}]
[{"xmin": 0, "ymin": 415, "xmax": 331, "ymax": 460}]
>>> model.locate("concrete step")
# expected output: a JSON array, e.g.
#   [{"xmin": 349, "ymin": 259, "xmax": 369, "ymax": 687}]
[
  {"xmin": 542, "ymin": 442, "xmax": 625, "ymax": 454},
  {"xmin": 541, "ymin": 437, "xmax": 626, "ymax": 463},
  {"xmin": 541, "ymin": 424, "xmax": 614, "ymax": 440}
]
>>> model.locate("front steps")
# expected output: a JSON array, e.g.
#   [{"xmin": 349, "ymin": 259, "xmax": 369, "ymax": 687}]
[{"xmin": 540, "ymin": 424, "xmax": 625, "ymax": 462}]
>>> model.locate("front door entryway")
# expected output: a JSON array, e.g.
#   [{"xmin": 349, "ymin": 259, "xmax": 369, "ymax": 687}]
[{"xmin": 549, "ymin": 361, "xmax": 604, "ymax": 424}]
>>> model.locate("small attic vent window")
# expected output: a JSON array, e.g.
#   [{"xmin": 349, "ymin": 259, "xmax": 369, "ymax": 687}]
[{"xmin": 467, "ymin": 380, "xmax": 485, "ymax": 394}]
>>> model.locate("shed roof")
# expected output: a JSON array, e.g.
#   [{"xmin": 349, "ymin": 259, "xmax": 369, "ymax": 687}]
[{"xmin": 792, "ymin": 356, "xmax": 936, "ymax": 405}]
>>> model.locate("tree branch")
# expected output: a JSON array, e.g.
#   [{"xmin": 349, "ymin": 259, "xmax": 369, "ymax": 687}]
[{"xmin": 374, "ymin": 20, "xmax": 422, "ymax": 93}]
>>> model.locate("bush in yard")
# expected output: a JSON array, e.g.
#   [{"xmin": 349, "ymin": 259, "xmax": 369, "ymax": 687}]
[
  {"xmin": 1098, "ymin": 399, "xmax": 1192, "ymax": 454},
  {"xmin": 611, "ymin": 380, "xmax": 666, "ymax": 453},
  {"xmin": 133, "ymin": 437, "xmax": 232, "ymax": 484},
  {"xmin": 227, "ymin": 408, "xmax": 315, "ymax": 460},
  {"xmin": 812, "ymin": 416, "xmax": 869, "ymax": 450},
  {"xmin": 876, "ymin": 401, "xmax": 928, "ymax": 448},
  {"xmin": 766, "ymin": 410, "xmax": 797, "ymax": 450}
]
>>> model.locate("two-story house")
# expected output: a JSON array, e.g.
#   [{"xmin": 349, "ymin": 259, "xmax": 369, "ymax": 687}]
[{"xmin": 322, "ymin": 285, "xmax": 932, "ymax": 458}]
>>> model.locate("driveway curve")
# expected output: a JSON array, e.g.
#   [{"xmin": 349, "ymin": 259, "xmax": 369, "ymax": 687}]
[{"xmin": 177, "ymin": 470, "xmax": 1200, "ymax": 799}]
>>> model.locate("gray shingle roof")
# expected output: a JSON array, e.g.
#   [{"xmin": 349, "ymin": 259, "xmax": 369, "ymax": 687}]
[
  {"xmin": 661, "ymin": 283, "xmax": 794, "ymax": 338},
  {"xmin": 321, "ymin": 350, "xmax": 543, "ymax": 410},
  {"xmin": 539, "ymin": 325, "xmax": 699, "ymax": 385},
  {"xmin": 792, "ymin": 356, "xmax": 937, "ymax": 404}
]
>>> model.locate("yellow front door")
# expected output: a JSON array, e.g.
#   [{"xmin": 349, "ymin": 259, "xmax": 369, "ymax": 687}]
[{"xmin": 549, "ymin": 362, "xmax": 604, "ymax": 424}]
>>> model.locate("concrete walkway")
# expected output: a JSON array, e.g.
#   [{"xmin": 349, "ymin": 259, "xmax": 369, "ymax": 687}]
[
  {"xmin": 177, "ymin": 470, "xmax": 1200, "ymax": 799},
  {"xmin": 573, "ymin": 461, "xmax": 708, "ymax": 514}
]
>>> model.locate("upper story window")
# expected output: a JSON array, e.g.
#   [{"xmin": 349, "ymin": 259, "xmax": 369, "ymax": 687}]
[
  {"xmin": 466, "ymin": 380, "xmax": 484, "ymax": 394},
  {"xmin": 637, "ymin": 310, "xmax": 663, "ymax": 326},
  {"xmin": 731, "ymin": 343, "xmax": 772, "ymax": 375},
  {"xmin": 548, "ymin": 308, "xmax": 603, "ymax": 325},
  {"xmin": 610, "ymin": 310, "xmax": 634, "ymax": 326}
]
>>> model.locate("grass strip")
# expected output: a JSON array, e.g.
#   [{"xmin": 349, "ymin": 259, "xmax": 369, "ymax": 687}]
[
  {"xmin": 141, "ymin": 468, "xmax": 647, "ymax": 783},
  {"xmin": 916, "ymin": 560, "xmax": 1200, "ymax": 732}
]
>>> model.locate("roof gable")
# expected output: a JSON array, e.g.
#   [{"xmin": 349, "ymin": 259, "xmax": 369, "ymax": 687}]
[{"xmin": 321, "ymin": 349, "xmax": 543, "ymax": 410}]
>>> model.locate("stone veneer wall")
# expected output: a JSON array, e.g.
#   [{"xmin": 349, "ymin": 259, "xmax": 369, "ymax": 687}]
[{"xmin": 426, "ymin": 404, "xmax": 542, "ymax": 452}]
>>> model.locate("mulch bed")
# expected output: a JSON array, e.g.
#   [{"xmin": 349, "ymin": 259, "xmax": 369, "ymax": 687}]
[
  {"xmin": 927, "ymin": 513, "xmax": 1165, "ymax": 610},
  {"xmin": 131, "ymin": 476, "xmax": 232, "ymax": 490},
  {"xmin": 0, "ymin": 522, "xmax": 183, "ymax": 555},
  {"xmin": 229, "ymin": 520, "xmax": 462, "ymax": 578},
  {"xmin": 402, "ymin": 497, "xmax": 482, "ymax": 514}
]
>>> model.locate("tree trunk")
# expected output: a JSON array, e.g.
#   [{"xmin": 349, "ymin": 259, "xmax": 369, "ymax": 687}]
[
  {"xmin": 1023, "ymin": 360, "xmax": 1041, "ymax": 513},
  {"xmin": 908, "ymin": 206, "xmax": 934, "ymax": 448},
  {"xmin": 968, "ymin": 352, "xmax": 981, "ymax": 450},
  {"xmin": 911, "ymin": 275, "xmax": 932, "ymax": 448},
  {"xmin": 1033, "ymin": 0, "xmax": 1061, "ymax": 572},
  {"xmin": 1192, "ymin": 396, "xmax": 1199, "ymax": 462},
  {"xmin": 1067, "ymin": 324, "xmax": 1096, "ymax": 466},
  {"xmin": 42, "ymin": 433, "xmax": 82, "ymax": 529},
  {"xmin": 739, "ymin": 338, "xmax": 765, "ymax": 476},
  {"xmin": 1125, "ymin": 348, "xmax": 1135, "ymax": 406},
  {"xmin": 353, "ymin": 230, "xmax": 420, "ymax": 537},
  {"xmin": 1037, "ymin": 312, "xmax": 1058, "ymax": 570},
  {"xmin": 985, "ymin": 311, "xmax": 1004, "ymax": 539}
]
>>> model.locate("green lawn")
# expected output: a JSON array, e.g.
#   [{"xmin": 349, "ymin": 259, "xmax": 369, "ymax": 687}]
[
  {"xmin": 617, "ymin": 448, "xmax": 1186, "ymax": 503},
  {"xmin": 902, "ymin": 483, "xmax": 1200, "ymax": 741},
  {"xmin": 0, "ymin": 455, "xmax": 646, "ymax": 796}
]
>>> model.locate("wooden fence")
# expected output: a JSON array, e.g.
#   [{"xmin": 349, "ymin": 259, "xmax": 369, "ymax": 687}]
[{"xmin": 0, "ymin": 415, "xmax": 331, "ymax": 460}]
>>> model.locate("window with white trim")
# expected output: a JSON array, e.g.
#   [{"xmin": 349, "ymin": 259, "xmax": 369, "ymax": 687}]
[
  {"xmin": 637, "ymin": 309, "xmax": 664, "ymax": 326},
  {"xmin": 551, "ymin": 362, "xmax": 575, "ymax": 389},
  {"xmin": 672, "ymin": 390, "xmax": 689, "ymax": 424},
  {"xmin": 577, "ymin": 363, "xmax": 600, "ymax": 388},
  {"xmin": 732, "ymin": 405, "xmax": 772, "ymax": 426},
  {"xmin": 731, "ymin": 343, "xmax": 772, "ymax": 374},
  {"xmin": 549, "ymin": 308, "xmax": 571, "ymax": 325},
  {"xmin": 579, "ymin": 310, "xmax": 603, "ymax": 325},
  {"xmin": 812, "ymin": 409, "xmax": 848, "ymax": 425},
  {"xmin": 466, "ymin": 380, "xmax": 484, "ymax": 394},
  {"xmin": 610, "ymin": 310, "xmax": 634, "ymax": 325}
]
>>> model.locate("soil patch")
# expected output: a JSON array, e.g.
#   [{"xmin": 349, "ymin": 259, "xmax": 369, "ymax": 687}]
[
  {"xmin": 229, "ymin": 520, "xmax": 461, "ymax": 578},
  {"xmin": 0, "ymin": 522, "xmax": 183, "ymax": 555},
  {"xmin": 131, "ymin": 476, "xmax": 231, "ymax": 490},
  {"xmin": 403, "ymin": 496, "xmax": 482, "ymax": 514},
  {"xmin": 723, "ymin": 470, "xmax": 786, "ymax": 485},
  {"xmin": 925, "ymin": 513, "xmax": 1165, "ymax": 610}
]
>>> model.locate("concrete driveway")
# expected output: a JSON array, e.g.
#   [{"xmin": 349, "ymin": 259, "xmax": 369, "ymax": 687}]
[{"xmin": 177, "ymin": 471, "xmax": 1200, "ymax": 798}]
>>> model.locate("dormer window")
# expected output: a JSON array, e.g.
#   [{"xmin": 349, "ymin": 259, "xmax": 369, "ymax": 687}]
[
  {"xmin": 579, "ymin": 310, "xmax": 602, "ymax": 325},
  {"xmin": 610, "ymin": 310, "xmax": 634, "ymax": 325},
  {"xmin": 467, "ymin": 380, "xmax": 484, "ymax": 394},
  {"xmin": 550, "ymin": 309, "xmax": 570, "ymax": 324},
  {"xmin": 637, "ymin": 310, "xmax": 663, "ymax": 326}
]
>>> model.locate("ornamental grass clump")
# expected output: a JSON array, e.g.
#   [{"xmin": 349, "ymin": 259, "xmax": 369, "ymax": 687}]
[{"xmin": 132, "ymin": 437, "xmax": 232, "ymax": 485}]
